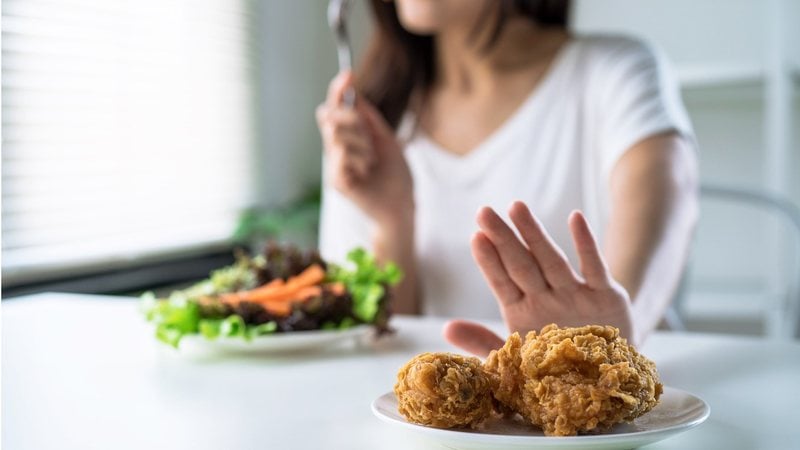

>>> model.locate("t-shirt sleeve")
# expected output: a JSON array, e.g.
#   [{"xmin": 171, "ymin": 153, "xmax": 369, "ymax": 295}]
[
  {"xmin": 318, "ymin": 157, "xmax": 373, "ymax": 264},
  {"xmin": 593, "ymin": 38, "xmax": 695, "ymax": 178}
]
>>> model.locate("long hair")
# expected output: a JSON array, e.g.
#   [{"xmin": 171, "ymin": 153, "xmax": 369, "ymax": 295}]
[{"xmin": 355, "ymin": 0, "xmax": 571, "ymax": 130}]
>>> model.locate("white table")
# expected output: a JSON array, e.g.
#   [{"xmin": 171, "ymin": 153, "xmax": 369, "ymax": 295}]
[{"xmin": 3, "ymin": 293, "xmax": 799, "ymax": 449}]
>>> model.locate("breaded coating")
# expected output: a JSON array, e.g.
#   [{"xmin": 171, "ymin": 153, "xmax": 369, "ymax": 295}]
[
  {"xmin": 394, "ymin": 352, "xmax": 494, "ymax": 428},
  {"xmin": 486, "ymin": 324, "xmax": 663, "ymax": 436},
  {"xmin": 482, "ymin": 331, "xmax": 524, "ymax": 415}
]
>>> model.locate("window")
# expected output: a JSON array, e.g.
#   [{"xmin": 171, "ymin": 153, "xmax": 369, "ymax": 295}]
[{"xmin": 2, "ymin": 0, "xmax": 256, "ymax": 285}]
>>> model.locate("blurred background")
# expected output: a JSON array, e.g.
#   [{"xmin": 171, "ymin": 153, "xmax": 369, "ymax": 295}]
[{"xmin": 2, "ymin": 0, "xmax": 799, "ymax": 339}]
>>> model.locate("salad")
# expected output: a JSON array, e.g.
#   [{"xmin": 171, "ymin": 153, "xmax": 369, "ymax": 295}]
[{"xmin": 141, "ymin": 244, "xmax": 402, "ymax": 348}]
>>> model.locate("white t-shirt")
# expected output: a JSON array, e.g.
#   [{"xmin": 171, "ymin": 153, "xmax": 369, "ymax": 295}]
[{"xmin": 319, "ymin": 35, "xmax": 694, "ymax": 321}]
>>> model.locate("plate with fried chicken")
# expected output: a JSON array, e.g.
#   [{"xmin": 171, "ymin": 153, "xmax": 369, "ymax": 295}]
[{"xmin": 372, "ymin": 324, "xmax": 709, "ymax": 449}]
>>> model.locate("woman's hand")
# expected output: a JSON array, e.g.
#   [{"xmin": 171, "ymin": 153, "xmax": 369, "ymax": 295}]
[
  {"xmin": 316, "ymin": 71, "xmax": 414, "ymax": 228},
  {"xmin": 444, "ymin": 201, "xmax": 635, "ymax": 357}
]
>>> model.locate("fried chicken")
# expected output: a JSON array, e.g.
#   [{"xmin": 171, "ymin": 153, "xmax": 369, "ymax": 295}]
[
  {"xmin": 394, "ymin": 325, "xmax": 662, "ymax": 436},
  {"xmin": 394, "ymin": 352, "xmax": 494, "ymax": 428},
  {"xmin": 484, "ymin": 324, "xmax": 662, "ymax": 436}
]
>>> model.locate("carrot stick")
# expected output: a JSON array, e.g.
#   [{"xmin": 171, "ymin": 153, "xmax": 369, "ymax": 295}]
[
  {"xmin": 326, "ymin": 282, "xmax": 346, "ymax": 296},
  {"xmin": 290, "ymin": 285, "xmax": 322, "ymax": 301},
  {"xmin": 218, "ymin": 264, "xmax": 327, "ymax": 309},
  {"xmin": 261, "ymin": 302, "xmax": 292, "ymax": 316},
  {"xmin": 219, "ymin": 278, "xmax": 284, "ymax": 304},
  {"xmin": 284, "ymin": 264, "xmax": 326, "ymax": 289},
  {"xmin": 244, "ymin": 285, "xmax": 322, "ymax": 316}
]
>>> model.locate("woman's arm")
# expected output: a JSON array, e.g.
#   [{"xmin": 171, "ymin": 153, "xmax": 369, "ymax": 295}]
[
  {"xmin": 604, "ymin": 131, "xmax": 698, "ymax": 344},
  {"xmin": 317, "ymin": 71, "xmax": 420, "ymax": 315},
  {"xmin": 373, "ymin": 211, "xmax": 419, "ymax": 315}
]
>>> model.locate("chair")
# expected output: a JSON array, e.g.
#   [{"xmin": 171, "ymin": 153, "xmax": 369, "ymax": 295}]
[{"xmin": 674, "ymin": 183, "xmax": 800, "ymax": 340}]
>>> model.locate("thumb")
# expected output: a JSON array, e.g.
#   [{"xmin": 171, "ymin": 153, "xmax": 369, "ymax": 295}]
[{"xmin": 442, "ymin": 320, "xmax": 505, "ymax": 358}]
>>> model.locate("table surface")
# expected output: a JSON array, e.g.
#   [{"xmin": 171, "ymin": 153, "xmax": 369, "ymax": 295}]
[{"xmin": 3, "ymin": 293, "xmax": 799, "ymax": 450}]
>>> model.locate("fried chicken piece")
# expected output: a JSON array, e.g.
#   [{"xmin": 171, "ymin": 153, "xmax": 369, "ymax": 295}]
[
  {"xmin": 485, "ymin": 324, "xmax": 663, "ymax": 436},
  {"xmin": 394, "ymin": 352, "xmax": 494, "ymax": 428}
]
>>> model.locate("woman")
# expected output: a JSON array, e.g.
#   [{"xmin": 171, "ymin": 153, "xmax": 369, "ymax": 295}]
[{"xmin": 316, "ymin": 0, "xmax": 698, "ymax": 356}]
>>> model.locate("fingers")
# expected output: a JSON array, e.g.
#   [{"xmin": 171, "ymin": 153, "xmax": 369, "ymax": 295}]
[
  {"xmin": 337, "ymin": 142, "xmax": 373, "ymax": 180},
  {"xmin": 317, "ymin": 103, "xmax": 364, "ymax": 140},
  {"xmin": 442, "ymin": 320, "xmax": 505, "ymax": 358},
  {"xmin": 319, "ymin": 108, "xmax": 372, "ymax": 155},
  {"xmin": 475, "ymin": 207, "xmax": 547, "ymax": 294},
  {"xmin": 568, "ymin": 210, "xmax": 610, "ymax": 288},
  {"xmin": 317, "ymin": 103, "xmax": 375, "ymax": 181},
  {"xmin": 508, "ymin": 201, "xmax": 578, "ymax": 289},
  {"xmin": 471, "ymin": 231, "xmax": 524, "ymax": 305}
]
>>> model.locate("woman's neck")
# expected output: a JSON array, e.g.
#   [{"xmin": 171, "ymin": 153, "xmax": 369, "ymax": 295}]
[{"xmin": 433, "ymin": 18, "xmax": 569, "ymax": 95}]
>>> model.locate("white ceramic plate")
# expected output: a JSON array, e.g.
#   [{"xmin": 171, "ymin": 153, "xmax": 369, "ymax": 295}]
[
  {"xmin": 179, "ymin": 325, "xmax": 372, "ymax": 354},
  {"xmin": 372, "ymin": 386, "xmax": 709, "ymax": 450}
]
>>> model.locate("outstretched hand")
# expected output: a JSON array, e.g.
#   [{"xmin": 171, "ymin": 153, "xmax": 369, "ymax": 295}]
[{"xmin": 444, "ymin": 201, "xmax": 634, "ymax": 357}]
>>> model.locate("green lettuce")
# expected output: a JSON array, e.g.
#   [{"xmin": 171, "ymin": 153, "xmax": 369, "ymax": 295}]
[
  {"xmin": 326, "ymin": 247, "xmax": 403, "ymax": 323},
  {"xmin": 141, "ymin": 292, "xmax": 199, "ymax": 348},
  {"xmin": 141, "ymin": 292, "xmax": 276, "ymax": 348}
]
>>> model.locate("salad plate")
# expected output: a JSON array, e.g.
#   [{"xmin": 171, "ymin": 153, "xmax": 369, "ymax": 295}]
[
  {"xmin": 372, "ymin": 386, "xmax": 709, "ymax": 450},
  {"xmin": 141, "ymin": 245, "xmax": 400, "ymax": 351}
]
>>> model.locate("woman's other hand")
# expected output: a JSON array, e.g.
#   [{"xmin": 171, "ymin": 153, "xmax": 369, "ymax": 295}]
[
  {"xmin": 444, "ymin": 201, "xmax": 634, "ymax": 357},
  {"xmin": 316, "ymin": 71, "xmax": 414, "ymax": 228}
]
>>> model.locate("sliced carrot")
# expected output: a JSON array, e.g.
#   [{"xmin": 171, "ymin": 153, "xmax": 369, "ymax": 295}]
[
  {"xmin": 219, "ymin": 278, "xmax": 284, "ymax": 304},
  {"xmin": 326, "ymin": 282, "xmax": 346, "ymax": 296},
  {"xmin": 261, "ymin": 301, "xmax": 292, "ymax": 316},
  {"xmin": 217, "ymin": 264, "xmax": 328, "ymax": 314},
  {"xmin": 290, "ymin": 285, "xmax": 322, "ymax": 301},
  {"xmin": 242, "ymin": 278, "xmax": 284, "ymax": 297},
  {"xmin": 284, "ymin": 264, "xmax": 326, "ymax": 289},
  {"xmin": 246, "ymin": 286, "xmax": 320, "ymax": 306}
]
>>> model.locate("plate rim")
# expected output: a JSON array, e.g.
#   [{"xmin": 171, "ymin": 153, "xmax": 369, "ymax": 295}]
[
  {"xmin": 371, "ymin": 385, "xmax": 710, "ymax": 444},
  {"xmin": 180, "ymin": 323, "xmax": 372, "ymax": 343}
]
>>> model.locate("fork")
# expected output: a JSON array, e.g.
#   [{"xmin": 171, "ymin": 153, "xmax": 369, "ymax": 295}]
[{"xmin": 327, "ymin": 0, "xmax": 356, "ymax": 107}]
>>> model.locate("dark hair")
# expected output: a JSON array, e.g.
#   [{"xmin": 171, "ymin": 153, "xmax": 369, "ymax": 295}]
[{"xmin": 356, "ymin": 0, "xmax": 571, "ymax": 130}]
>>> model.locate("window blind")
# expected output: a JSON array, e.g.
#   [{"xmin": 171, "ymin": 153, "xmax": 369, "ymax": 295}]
[{"xmin": 2, "ymin": 0, "xmax": 256, "ymax": 285}]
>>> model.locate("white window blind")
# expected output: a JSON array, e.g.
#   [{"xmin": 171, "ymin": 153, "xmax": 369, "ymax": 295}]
[{"xmin": 2, "ymin": 0, "xmax": 256, "ymax": 284}]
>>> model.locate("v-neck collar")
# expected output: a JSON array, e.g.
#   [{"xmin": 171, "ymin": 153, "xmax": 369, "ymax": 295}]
[{"xmin": 413, "ymin": 39, "xmax": 576, "ymax": 166}]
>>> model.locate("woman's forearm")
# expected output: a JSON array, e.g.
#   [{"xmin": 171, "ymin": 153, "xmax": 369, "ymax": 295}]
[
  {"xmin": 373, "ymin": 211, "xmax": 419, "ymax": 315},
  {"xmin": 604, "ymin": 133, "xmax": 698, "ymax": 345},
  {"xmin": 626, "ymin": 197, "xmax": 696, "ymax": 344}
]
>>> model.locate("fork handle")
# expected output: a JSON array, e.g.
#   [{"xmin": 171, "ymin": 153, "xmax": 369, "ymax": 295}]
[{"xmin": 337, "ymin": 45, "xmax": 356, "ymax": 108}]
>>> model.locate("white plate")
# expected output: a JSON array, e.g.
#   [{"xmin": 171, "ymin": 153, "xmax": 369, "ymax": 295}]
[
  {"xmin": 372, "ymin": 386, "xmax": 709, "ymax": 450},
  {"xmin": 179, "ymin": 325, "xmax": 372, "ymax": 354}
]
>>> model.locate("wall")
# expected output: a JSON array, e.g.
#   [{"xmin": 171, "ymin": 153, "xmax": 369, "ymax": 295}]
[
  {"xmin": 254, "ymin": 1, "xmax": 374, "ymax": 209},
  {"xmin": 255, "ymin": 1, "xmax": 336, "ymax": 208}
]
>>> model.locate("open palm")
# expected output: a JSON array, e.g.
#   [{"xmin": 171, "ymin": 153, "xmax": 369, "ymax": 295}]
[{"xmin": 444, "ymin": 202, "xmax": 634, "ymax": 357}]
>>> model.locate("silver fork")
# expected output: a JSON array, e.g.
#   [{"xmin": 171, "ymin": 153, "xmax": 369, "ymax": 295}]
[{"xmin": 327, "ymin": 0, "xmax": 356, "ymax": 107}]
